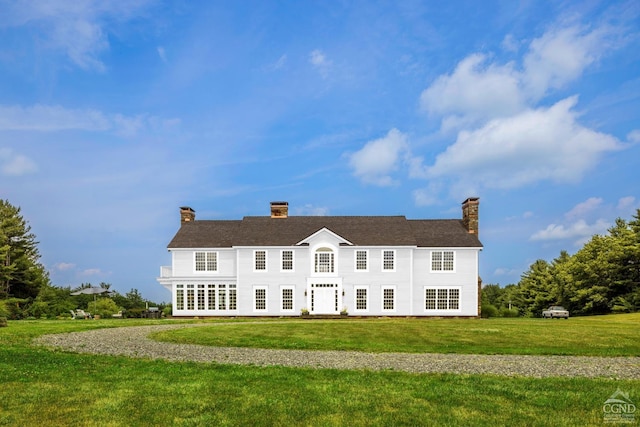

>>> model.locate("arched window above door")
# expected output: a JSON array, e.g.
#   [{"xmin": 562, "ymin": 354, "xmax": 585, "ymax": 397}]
[{"xmin": 314, "ymin": 247, "xmax": 334, "ymax": 273}]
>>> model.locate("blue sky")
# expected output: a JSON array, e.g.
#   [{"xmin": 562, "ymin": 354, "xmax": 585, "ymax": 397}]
[{"xmin": 1, "ymin": 0, "xmax": 639, "ymax": 303}]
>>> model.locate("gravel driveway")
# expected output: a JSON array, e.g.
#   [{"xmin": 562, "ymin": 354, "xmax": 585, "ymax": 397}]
[{"xmin": 34, "ymin": 323, "xmax": 640, "ymax": 379}]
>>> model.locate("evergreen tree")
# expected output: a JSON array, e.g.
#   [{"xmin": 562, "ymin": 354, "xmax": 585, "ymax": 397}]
[
  {"xmin": 0, "ymin": 200, "xmax": 48, "ymax": 299},
  {"xmin": 549, "ymin": 250, "xmax": 572, "ymax": 308},
  {"xmin": 518, "ymin": 259, "xmax": 556, "ymax": 316}
]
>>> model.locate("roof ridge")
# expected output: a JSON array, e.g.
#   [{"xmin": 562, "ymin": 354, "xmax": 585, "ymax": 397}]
[{"xmin": 241, "ymin": 215, "xmax": 409, "ymax": 219}]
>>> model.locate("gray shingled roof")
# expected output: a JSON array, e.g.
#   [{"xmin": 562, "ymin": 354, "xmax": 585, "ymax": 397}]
[
  {"xmin": 408, "ymin": 219, "xmax": 482, "ymax": 247},
  {"xmin": 167, "ymin": 216, "xmax": 482, "ymax": 248}
]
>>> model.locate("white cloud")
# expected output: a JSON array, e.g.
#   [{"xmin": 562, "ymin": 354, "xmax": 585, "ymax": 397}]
[
  {"xmin": 425, "ymin": 97, "xmax": 622, "ymax": 189},
  {"xmin": 157, "ymin": 46, "xmax": 167, "ymax": 63},
  {"xmin": 421, "ymin": 24, "xmax": 617, "ymax": 133},
  {"xmin": 412, "ymin": 182, "xmax": 443, "ymax": 207},
  {"xmin": 0, "ymin": 148, "xmax": 38, "ymax": 176},
  {"xmin": 531, "ymin": 196, "xmax": 637, "ymax": 246},
  {"xmin": 565, "ymin": 197, "xmax": 603, "ymax": 219},
  {"xmin": 530, "ymin": 218, "xmax": 610, "ymax": 245},
  {"xmin": 420, "ymin": 53, "xmax": 526, "ymax": 129},
  {"xmin": 412, "ymin": 22, "xmax": 625, "ymax": 201},
  {"xmin": 54, "ymin": 262, "xmax": 76, "ymax": 271},
  {"xmin": 294, "ymin": 204, "xmax": 329, "ymax": 216},
  {"xmin": 113, "ymin": 114, "xmax": 146, "ymax": 137},
  {"xmin": 0, "ymin": 0, "xmax": 153, "ymax": 71},
  {"xmin": 0, "ymin": 104, "xmax": 180, "ymax": 137},
  {"xmin": 523, "ymin": 25, "xmax": 612, "ymax": 100},
  {"xmin": 309, "ymin": 49, "xmax": 331, "ymax": 77},
  {"xmin": 494, "ymin": 267, "xmax": 520, "ymax": 276},
  {"xmin": 348, "ymin": 128, "xmax": 408, "ymax": 186},
  {"xmin": 617, "ymin": 196, "xmax": 636, "ymax": 211},
  {"xmin": 349, "ymin": 21, "xmax": 625, "ymax": 200},
  {"xmin": 267, "ymin": 54, "xmax": 287, "ymax": 71},
  {"xmin": 0, "ymin": 104, "xmax": 110, "ymax": 131},
  {"xmin": 501, "ymin": 34, "xmax": 520, "ymax": 52},
  {"xmin": 628, "ymin": 130, "xmax": 640, "ymax": 143},
  {"xmin": 309, "ymin": 49, "xmax": 328, "ymax": 66},
  {"xmin": 79, "ymin": 268, "xmax": 103, "ymax": 276}
]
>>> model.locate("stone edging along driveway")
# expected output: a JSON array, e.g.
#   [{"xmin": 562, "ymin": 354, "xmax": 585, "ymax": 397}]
[{"xmin": 34, "ymin": 323, "xmax": 640, "ymax": 379}]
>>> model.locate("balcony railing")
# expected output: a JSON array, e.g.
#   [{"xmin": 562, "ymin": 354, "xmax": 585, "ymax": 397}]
[{"xmin": 160, "ymin": 266, "xmax": 172, "ymax": 278}]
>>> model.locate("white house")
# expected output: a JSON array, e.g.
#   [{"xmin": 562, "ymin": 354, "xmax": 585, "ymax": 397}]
[{"xmin": 158, "ymin": 198, "xmax": 483, "ymax": 317}]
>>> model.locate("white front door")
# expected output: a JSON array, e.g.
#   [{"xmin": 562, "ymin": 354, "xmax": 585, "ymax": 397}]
[{"xmin": 310, "ymin": 283, "xmax": 339, "ymax": 314}]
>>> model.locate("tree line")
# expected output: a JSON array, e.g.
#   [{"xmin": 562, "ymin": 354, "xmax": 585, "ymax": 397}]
[
  {"xmin": 2, "ymin": 198, "xmax": 638, "ymax": 321},
  {"xmin": 483, "ymin": 209, "xmax": 640, "ymax": 317},
  {"xmin": 0, "ymin": 199, "xmax": 166, "ymax": 321}
]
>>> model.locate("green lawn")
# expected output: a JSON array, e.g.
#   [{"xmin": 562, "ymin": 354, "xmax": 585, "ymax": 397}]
[
  {"xmin": 152, "ymin": 313, "xmax": 640, "ymax": 357},
  {"xmin": 1, "ymin": 316, "xmax": 638, "ymax": 426}
]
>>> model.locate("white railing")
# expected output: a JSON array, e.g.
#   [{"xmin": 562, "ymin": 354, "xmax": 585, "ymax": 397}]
[{"xmin": 160, "ymin": 266, "xmax": 172, "ymax": 278}]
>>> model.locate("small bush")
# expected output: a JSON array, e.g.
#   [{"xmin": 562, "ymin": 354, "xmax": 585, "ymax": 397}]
[
  {"xmin": 88, "ymin": 298, "xmax": 120, "ymax": 318},
  {"xmin": 28, "ymin": 301, "xmax": 51, "ymax": 319},
  {"xmin": 163, "ymin": 305, "xmax": 172, "ymax": 317},
  {"xmin": 126, "ymin": 307, "xmax": 145, "ymax": 318},
  {"xmin": 500, "ymin": 307, "xmax": 519, "ymax": 318},
  {"xmin": 481, "ymin": 304, "xmax": 499, "ymax": 318},
  {"xmin": 0, "ymin": 300, "xmax": 7, "ymax": 327},
  {"xmin": 3, "ymin": 298, "xmax": 28, "ymax": 320}
]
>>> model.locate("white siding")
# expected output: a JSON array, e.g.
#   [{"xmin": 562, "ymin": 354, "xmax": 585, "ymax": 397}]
[
  {"xmin": 161, "ymin": 244, "xmax": 480, "ymax": 317},
  {"xmin": 412, "ymin": 248, "xmax": 479, "ymax": 316}
]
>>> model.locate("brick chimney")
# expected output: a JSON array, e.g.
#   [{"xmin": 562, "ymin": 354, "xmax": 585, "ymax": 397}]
[
  {"xmin": 180, "ymin": 206, "xmax": 195, "ymax": 224},
  {"xmin": 270, "ymin": 201, "xmax": 288, "ymax": 218},
  {"xmin": 461, "ymin": 197, "xmax": 479, "ymax": 235}
]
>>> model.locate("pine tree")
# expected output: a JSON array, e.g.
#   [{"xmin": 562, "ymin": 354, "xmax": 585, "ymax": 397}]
[{"xmin": 0, "ymin": 200, "xmax": 48, "ymax": 299}]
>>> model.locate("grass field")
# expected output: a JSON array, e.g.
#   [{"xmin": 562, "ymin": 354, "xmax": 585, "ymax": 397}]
[
  {"xmin": 152, "ymin": 313, "xmax": 640, "ymax": 356},
  {"xmin": 1, "ymin": 315, "xmax": 638, "ymax": 426}
]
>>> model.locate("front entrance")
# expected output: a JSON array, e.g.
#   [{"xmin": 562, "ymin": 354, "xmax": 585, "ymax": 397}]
[{"xmin": 310, "ymin": 283, "xmax": 340, "ymax": 314}]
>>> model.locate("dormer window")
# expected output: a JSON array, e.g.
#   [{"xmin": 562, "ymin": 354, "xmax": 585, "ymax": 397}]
[{"xmin": 314, "ymin": 247, "xmax": 334, "ymax": 273}]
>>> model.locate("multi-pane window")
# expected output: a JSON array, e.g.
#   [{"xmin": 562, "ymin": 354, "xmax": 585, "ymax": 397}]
[
  {"xmin": 176, "ymin": 283, "xmax": 237, "ymax": 311},
  {"xmin": 254, "ymin": 287, "xmax": 267, "ymax": 311},
  {"xmin": 218, "ymin": 284, "xmax": 227, "ymax": 310},
  {"xmin": 176, "ymin": 284, "xmax": 184, "ymax": 310},
  {"xmin": 207, "ymin": 285, "xmax": 216, "ymax": 310},
  {"xmin": 383, "ymin": 250, "xmax": 395, "ymax": 271},
  {"xmin": 197, "ymin": 284, "xmax": 205, "ymax": 310},
  {"xmin": 195, "ymin": 252, "xmax": 217, "ymax": 272},
  {"xmin": 443, "ymin": 251, "xmax": 454, "ymax": 271},
  {"xmin": 186, "ymin": 284, "xmax": 195, "ymax": 310},
  {"xmin": 355, "ymin": 287, "xmax": 368, "ymax": 311},
  {"xmin": 425, "ymin": 289, "xmax": 436, "ymax": 310},
  {"xmin": 382, "ymin": 287, "xmax": 395, "ymax": 311},
  {"xmin": 355, "ymin": 250, "xmax": 368, "ymax": 271},
  {"xmin": 425, "ymin": 288, "xmax": 460, "ymax": 311},
  {"xmin": 315, "ymin": 249, "xmax": 334, "ymax": 273},
  {"xmin": 281, "ymin": 250, "xmax": 293, "ymax": 271},
  {"xmin": 254, "ymin": 250, "xmax": 266, "ymax": 271},
  {"xmin": 281, "ymin": 287, "xmax": 294, "ymax": 311},
  {"xmin": 449, "ymin": 289, "xmax": 460, "ymax": 310},
  {"xmin": 229, "ymin": 285, "xmax": 237, "ymax": 310},
  {"xmin": 431, "ymin": 251, "xmax": 455, "ymax": 271},
  {"xmin": 437, "ymin": 289, "xmax": 448, "ymax": 309}
]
